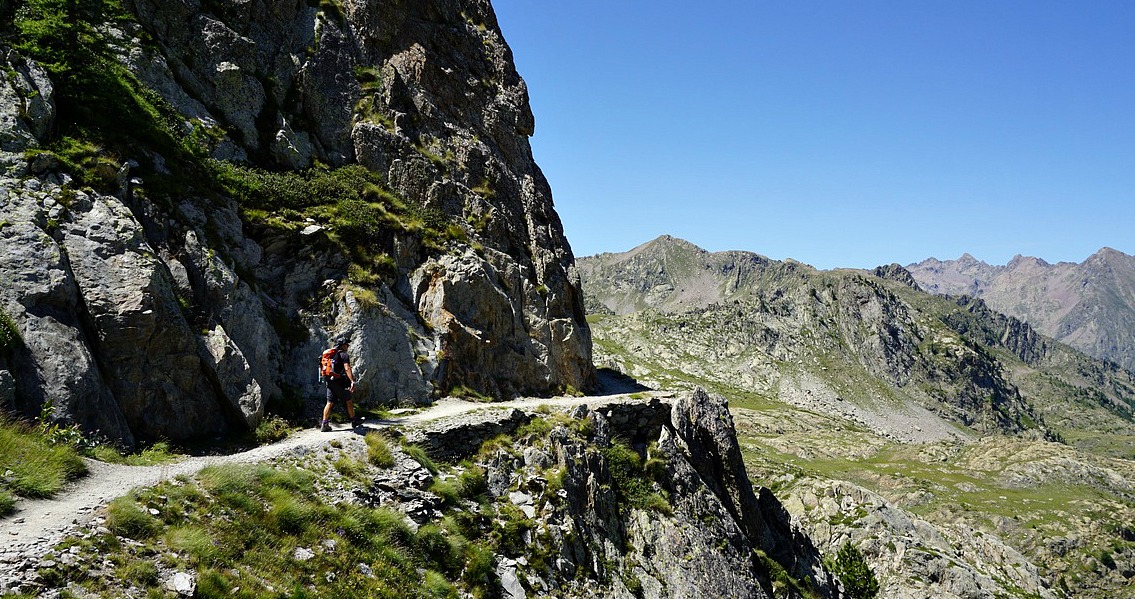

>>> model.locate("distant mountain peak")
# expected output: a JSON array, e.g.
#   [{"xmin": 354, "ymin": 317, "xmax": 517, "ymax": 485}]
[
  {"xmin": 1006, "ymin": 254, "xmax": 1050, "ymax": 269},
  {"xmin": 908, "ymin": 247, "xmax": 1135, "ymax": 371}
]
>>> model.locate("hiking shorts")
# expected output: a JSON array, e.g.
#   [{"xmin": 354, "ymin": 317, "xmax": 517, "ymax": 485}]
[{"xmin": 325, "ymin": 378, "xmax": 352, "ymax": 404}]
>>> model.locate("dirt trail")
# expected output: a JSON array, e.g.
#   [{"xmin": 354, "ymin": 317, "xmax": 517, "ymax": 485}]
[{"xmin": 0, "ymin": 393, "xmax": 661, "ymax": 561}]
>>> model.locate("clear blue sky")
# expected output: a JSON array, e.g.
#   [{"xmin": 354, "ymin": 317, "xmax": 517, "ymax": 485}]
[{"xmin": 492, "ymin": 1, "xmax": 1135, "ymax": 270}]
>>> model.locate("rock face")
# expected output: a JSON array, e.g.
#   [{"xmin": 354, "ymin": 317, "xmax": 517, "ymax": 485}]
[
  {"xmin": 0, "ymin": 0, "xmax": 592, "ymax": 445},
  {"xmin": 786, "ymin": 479, "xmax": 1060, "ymax": 599},
  {"xmin": 907, "ymin": 249, "xmax": 1135, "ymax": 372},
  {"xmin": 406, "ymin": 389, "xmax": 839, "ymax": 598}
]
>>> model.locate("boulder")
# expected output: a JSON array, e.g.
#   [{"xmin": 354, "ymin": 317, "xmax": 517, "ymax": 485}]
[
  {"xmin": 0, "ymin": 184, "xmax": 135, "ymax": 447},
  {"xmin": 58, "ymin": 193, "xmax": 228, "ymax": 441}
]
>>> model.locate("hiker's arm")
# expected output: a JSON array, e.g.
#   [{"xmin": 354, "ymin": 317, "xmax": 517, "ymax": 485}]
[{"xmin": 346, "ymin": 363, "xmax": 356, "ymax": 388}]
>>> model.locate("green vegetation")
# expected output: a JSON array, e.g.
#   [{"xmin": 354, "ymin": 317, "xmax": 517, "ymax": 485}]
[
  {"xmin": 829, "ymin": 542, "xmax": 879, "ymax": 599},
  {"xmin": 11, "ymin": 0, "xmax": 210, "ymax": 190},
  {"xmin": 6, "ymin": 0, "xmax": 470, "ymax": 301},
  {"xmin": 88, "ymin": 440, "xmax": 179, "ymax": 466},
  {"xmin": 253, "ymin": 414, "xmax": 294, "ymax": 444},
  {"xmin": 45, "ymin": 463, "xmax": 499, "ymax": 598},
  {"xmin": 601, "ymin": 440, "xmax": 671, "ymax": 515},
  {"xmin": 365, "ymin": 431, "xmax": 395, "ymax": 467},
  {"xmin": 0, "ymin": 412, "xmax": 87, "ymax": 505},
  {"xmin": 213, "ymin": 160, "xmax": 466, "ymax": 263},
  {"xmin": 0, "ymin": 399, "xmax": 191, "ymax": 516},
  {"xmin": 0, "ymin": 309, "xmax": 21, "ymax": 356},
  {"xmin": 403, "ymin": 442, "xmax": 440, "ymax": 474}
]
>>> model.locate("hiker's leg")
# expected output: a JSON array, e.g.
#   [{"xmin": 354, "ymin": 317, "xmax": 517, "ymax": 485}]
[
  {"xmin": 345, "ymin": 400, "xmax": 355, "ymax": 419},
  {"xmin": 323, "ymin": 385, "xmax": 336, "ymax": 422}
]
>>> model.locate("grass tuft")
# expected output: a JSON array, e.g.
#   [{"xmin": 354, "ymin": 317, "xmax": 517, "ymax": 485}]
[
  {"xmin": 0, "ymin": 414, "xmax": 87, "ymax": 498},
  {"xmin": 106, "ymin": 496, "xmax": 161, "ymax": 539},
  {"xmin": 403, "ymin": 443, "xmax": 440, "ymax": 474},
  {"xmin": 366, "ymin": 431, "xmax": 395, "ymax": 467}
]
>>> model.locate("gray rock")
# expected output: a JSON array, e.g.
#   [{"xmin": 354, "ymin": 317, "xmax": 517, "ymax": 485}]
[
  {"xmin": 0, "ymin": 51, "xmax": 54, "ymax": 154},
  {"xmin": 0, "ymin": 370, "xmax": 14, "ymax": 409},
  {"xmin": 0, "ymin": 0, "xmax": 598, "ymax": 445},
  {"xmin": 0, "ymin": 185, "xmax": 135, "ymax": 446},
  {"xmin": 164, "ymin": 571, "xmax": 195, "ymax": 596},
  {"xmin": 58, "ymin": 193, "xmax": 227, "ymax": 442},
  {"xmin": 198, "ymin": 325, "xmax": 263, "ymax": 428},
  {"xmin": 293, "ymin": 547, "xmax": 315, "ymax": 561},
  {"xmin": 497, "ymin": 563, "xmax": 526, "ymax": 599}
]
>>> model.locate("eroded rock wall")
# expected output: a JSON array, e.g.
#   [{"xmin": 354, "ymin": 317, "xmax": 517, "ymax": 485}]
[
  {"xmin": 0, "ymin": 0, "xmax": 593, "ymax": 446},
  {"xmin": 398, "ymin": 390, "xmax": 838, "ymax": 598}
]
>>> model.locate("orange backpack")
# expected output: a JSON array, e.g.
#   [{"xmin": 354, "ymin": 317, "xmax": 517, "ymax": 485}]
[{"xmin": 319, "ymin": 348, "xmax": 338, "ymax": 382}]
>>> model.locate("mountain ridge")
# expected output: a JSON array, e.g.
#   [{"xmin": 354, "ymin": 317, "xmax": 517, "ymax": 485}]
[
  {"xmin": 579, "ymin": 234, "xmax": 1135, "ymax": 598},
  {"xmin": 907, "ymin": 247, "xmax": 1135, "ymax": 372}
]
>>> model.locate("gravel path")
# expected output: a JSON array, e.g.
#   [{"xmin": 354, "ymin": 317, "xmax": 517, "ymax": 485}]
[{"xmin": 0, "ymin": 392, "xmax": 659, "ymax": 562}]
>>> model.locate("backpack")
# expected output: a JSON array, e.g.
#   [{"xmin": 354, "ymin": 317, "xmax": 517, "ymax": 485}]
[{"xmin": 319, "ymin": 348, "xmax": 339, "ymax": 382}]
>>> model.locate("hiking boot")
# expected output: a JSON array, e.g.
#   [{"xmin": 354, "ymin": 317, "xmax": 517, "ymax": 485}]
[
  {"xmin": 320, "ymin": 420, "xmax": 331, "ymax": 432},
  {"xmin": 351, "ymin": 416, "xmax": 364, "ymax": 428}
]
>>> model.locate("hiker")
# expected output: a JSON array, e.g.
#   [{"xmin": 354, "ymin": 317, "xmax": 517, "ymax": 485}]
[{"xmin": 321, "ymin": 337, "xmax": 362, "ymax": 431}]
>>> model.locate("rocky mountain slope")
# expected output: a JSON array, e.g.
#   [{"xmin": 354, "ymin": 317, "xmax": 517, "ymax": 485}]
[
  {"xmin": 579, "ymin": 236, "xmax": 1135, "ymax": 598},
  {"xmin": 907, "ymin": 249, "xmax": 1135, "ymax": 372},
  {"xmin": 0, "ymin": 0, "xmax": 593, "ymax": 449}
]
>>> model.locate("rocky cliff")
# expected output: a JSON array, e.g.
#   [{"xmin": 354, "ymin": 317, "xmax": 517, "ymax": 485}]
[
  {"xmin": 907, "ymin": 249, "xmax": 1135, "ymax": 372},
  {"xmin": 0, "ymin": 0, "xmax": 593, "ymax": 448}
]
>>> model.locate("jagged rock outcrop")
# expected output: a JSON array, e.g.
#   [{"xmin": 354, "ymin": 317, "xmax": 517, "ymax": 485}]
[
  {"xmin": 786, "ymin": 479, "xmax": 1059, "ymax": 599},
  {"xmin": 0, "ymin": 0, "xmax": 593, "ymax": 445},
  {"xmin": 945, "ymin": 295, "xmax": 1047, "ymax": 365},
  {"xmin": 871, "ymin": 263, "xmax": 921, "ymax": 290},
  {"xmin": 4, "ymin": 391, "xmax": 843, "ymax": 598},
  {"xmin": 417, "ymin": 389, "xmax": 839, "ymax": 598}
]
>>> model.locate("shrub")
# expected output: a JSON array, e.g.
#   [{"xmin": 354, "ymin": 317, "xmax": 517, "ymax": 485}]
[
  {"xmin": 254, "ymin": 415, "xmax": 293, "ymax": 444},
  {"xmin": 0, "ymin": 310, "xmax": 20, "ymax": 355},
  {"xmin": 831, "ymin": 541, "xmax": 880, "ymax": 599},
  {"xmin": 602, "ymin": 440, "xmax": 670, "ymax": 515}
]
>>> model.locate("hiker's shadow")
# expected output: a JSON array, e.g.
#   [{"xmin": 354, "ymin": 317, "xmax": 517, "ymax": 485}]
[{"xmin": 348, "ymin": 417, "xmax": 405, "ymax": 436}]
